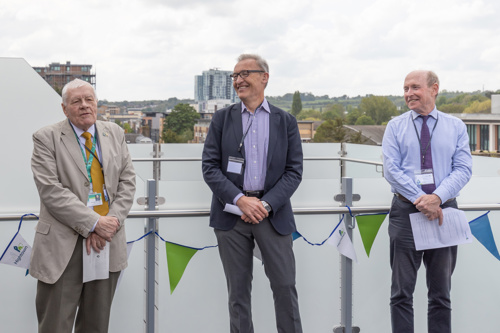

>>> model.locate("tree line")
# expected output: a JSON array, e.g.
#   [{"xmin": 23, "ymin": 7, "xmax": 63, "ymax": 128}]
[{"xmin": 111, "ymin": 89, "xmax": 499, "ymax": 143}]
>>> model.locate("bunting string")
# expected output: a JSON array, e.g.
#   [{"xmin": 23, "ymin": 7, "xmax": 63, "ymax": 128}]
[
  {"xmin": 296, "ymin": 215, "xmax": 344, "ymax": 246},
  {"xmin": 2, "ymin": 209, "xmax": 500, "ymax": 293}
]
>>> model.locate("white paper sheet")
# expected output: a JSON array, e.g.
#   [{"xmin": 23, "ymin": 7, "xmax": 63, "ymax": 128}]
[
  {"xmin": 83, "ymin": 240, "xmax": 110, "ymax": 283},
  {"xmin": 224, "ymin": 203, "xmax": 244, "ymax": 216},
  {"xmin": 409, "ymin": 207, "xmax": 473, "ymax": 251}
]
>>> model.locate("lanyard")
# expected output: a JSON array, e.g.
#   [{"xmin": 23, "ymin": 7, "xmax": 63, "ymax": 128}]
[
  {"xmin": 70, "ymin": 122, "xmax": 102, "ymax": 185},
  {"xmin": 412, "ymin": 114, "xmax": 438, "ymax": 165},
  {"xmin": 238, "ymin": 112, "xmax": 255, "ymax": 152}
]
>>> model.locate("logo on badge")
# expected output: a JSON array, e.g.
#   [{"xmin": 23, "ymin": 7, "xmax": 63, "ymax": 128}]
[{"xmin": 14, "ymin": 244, "xmax": 24, "ymax": 252}]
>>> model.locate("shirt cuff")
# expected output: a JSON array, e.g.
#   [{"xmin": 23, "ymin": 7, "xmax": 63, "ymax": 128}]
[
  {"xmin": 233, "ymin": 193, "xmax": 244, "ymax": 205},
  {"xmin": 90, "ymin": 219, "xmax": 99, "ymax": 233}
]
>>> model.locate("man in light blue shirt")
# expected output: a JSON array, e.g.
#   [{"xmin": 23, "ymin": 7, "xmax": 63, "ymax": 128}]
[{"xmin": 382, "ymin": 70, "xmax": 472, "ymax": 333}]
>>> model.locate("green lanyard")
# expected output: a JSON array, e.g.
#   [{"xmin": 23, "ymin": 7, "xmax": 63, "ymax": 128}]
[{"xmin": 72, "ymin": 128, "xmax": 98, "ymax": 185}]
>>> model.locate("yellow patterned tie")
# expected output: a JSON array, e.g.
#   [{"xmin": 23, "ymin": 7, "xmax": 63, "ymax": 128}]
[{"xmin": 82, "ymin": 132, "xmax": 109, "ymax": 215}]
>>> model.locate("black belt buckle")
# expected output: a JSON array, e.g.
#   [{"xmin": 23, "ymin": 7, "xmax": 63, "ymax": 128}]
[{"xmin": 244, "ymin": 190, "xmax": 264, "ymax": 199}]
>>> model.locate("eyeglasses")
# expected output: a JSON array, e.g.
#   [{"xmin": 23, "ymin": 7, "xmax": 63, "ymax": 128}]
[{"xmin": 230, "ymin": 70, "xmax": 265, "ymax": 80}]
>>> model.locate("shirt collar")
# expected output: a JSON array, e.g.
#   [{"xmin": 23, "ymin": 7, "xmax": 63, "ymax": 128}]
[
  {"xmin": 241, "ymin": 98, "xmax": 271, "ymax": 114},
  {"xmin": 411, "ymin": 106, "xmax": 437, "ymax": 120},
  {"xmin": 70, "ymin": 121, "xmax": 96, "ymax": 138}
]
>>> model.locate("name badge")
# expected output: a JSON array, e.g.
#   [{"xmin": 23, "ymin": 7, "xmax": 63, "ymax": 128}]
[
  {"xmin": 227, "ymin": 156, "xmax": 244, "ymax": 175},
  {"xmin": 415, "ymin": 169, "xmax": 435, "ymax": 186},
  {"xmin": 87, "ymin": 191, "xmax": 104, "ymax": 207}
]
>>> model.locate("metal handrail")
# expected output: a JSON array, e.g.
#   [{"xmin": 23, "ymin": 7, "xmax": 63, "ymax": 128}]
[
  {"xmin": 131, "ymin": 156, "xmax": 383, "ymax": 166},
  {"xmin": 1, "ymin": 204, "xmax": 500, "ymax": 222}
]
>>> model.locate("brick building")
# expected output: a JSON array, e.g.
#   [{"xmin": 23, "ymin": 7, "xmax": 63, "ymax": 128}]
[{"xmin": 33, "ymin": 61, "xmax": 95, "ymax": 92}]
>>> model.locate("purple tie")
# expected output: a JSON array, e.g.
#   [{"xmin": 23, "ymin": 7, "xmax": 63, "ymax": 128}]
[{"xmin": 420, "ymin": 115, "xmax": 436, "ymax": 194}]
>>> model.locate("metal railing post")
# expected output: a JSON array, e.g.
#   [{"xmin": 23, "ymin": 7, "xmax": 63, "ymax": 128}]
[
  {"xmin": 145, "ymin": 179, "xmax": 158, "ymax": 333},
  {"xmin": 333, "ymin": 177, "xmax": 360, "ymax": 333}
]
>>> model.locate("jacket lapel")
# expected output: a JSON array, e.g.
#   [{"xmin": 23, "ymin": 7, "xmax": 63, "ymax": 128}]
[
  {"xmin": 96, "ymin": 121, "xmax": 111, "ymax": 177},
  {"xmin": 60, "ymin": 120, "xmax": 88, "ymax": 179},
  {"xmin": 231, "ymin": 104, "xmax": 245, "ymax": 156},
  {"xmin": 267, "ymin": 106, "xmax": 281, "ymax": 168}
]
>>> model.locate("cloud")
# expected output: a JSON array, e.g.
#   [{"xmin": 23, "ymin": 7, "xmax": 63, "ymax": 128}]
[{"xmin": 2, "ymin": 0, "xmax": 500, "ymax": 101}]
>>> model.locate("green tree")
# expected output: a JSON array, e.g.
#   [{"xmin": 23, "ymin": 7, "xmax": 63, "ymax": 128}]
[
  {"xmin": 348, "ymin": 130, "xmax": 368, "ymax": 144},
  {"xmin": 297, "ymin": 109, "xmax": 322, "ymax": 120},
  {"xmin": 436, "ymin": 95, "xmax": 447, "ymax": 108},
  {"xmin": 123, "ymin": 123, "xmax": 132, "ymax": 133},
  {"xmin": 439, "ymin": 103, "xmax": 466, "ymax": 113},
  {"xmin": 291, "ymin": 91, "xmax": 302, "ymax": 116},
  {"xmin": 322, "ymin": 104, "xmax": 344, "ymax": 120},
  {"xmin": 355, "ymin": 115, "xmax": 375, "ymax": 125},
  {"xmin": 314, "ymin": 119, "xmax": 346, "ymax": 143},
  {"xmin": 345, "ymin": 108, "xmax": 362, "ymax": 125},
  {"xmin": 464, "ymin": 99, "xmax": 491, "ymax": 114},
  {"xmin": 162, "ymin": 103, "xmax": 200, "ymax": 143},
  {"xmin": 359, "ymin": 96, "xmax": 398, "ymax": 125}
]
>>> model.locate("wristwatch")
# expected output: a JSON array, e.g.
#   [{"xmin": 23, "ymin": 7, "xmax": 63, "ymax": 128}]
[{"xmin": 261, "ymin": 201, "xmax": 272, "ymax": 213}]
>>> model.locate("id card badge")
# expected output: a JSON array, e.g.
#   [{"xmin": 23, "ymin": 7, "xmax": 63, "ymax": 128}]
[
  {"xmin": 415, "ymin": 169, "xmax": 435, "ymax": 187},
  {"xmin": 87, "ymin": 191, "xmax": 104, "ymax": 207},
  {"xmin": 227, "ymin": 156, "xmax": 244, "ymax": 175}
]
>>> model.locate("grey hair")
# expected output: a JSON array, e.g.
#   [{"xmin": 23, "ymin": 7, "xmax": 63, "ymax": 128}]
[
  {"xmin": 62, "ymin": 79, "xmax": 97, "ymax": 105},
  {"xmin": 426, "ymin": 71, "xmax": 440, "ymax": 88},
  {"xmin": 237, "ymin": 54, "xmax": 269, "ymax": 73}
]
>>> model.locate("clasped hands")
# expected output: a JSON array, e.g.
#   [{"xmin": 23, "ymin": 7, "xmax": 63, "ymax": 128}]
[
  {"xmin": 237, "ymin": 196, "xmax": 269, "ymax": 224},
  {"xmin": 85, "ymin": 216, "xmax": 120, "ymax": 255},
  {"xmin": 414, "ymin": 194, "xmax": 443, "ymax": 226}
]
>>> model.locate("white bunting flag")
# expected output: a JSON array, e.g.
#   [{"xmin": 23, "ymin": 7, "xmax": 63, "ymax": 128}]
[
  {"xmin": 328, "ymin": 220, "xmax": 358, "ymax": 263},
  {"xmin": 0, "ymin": 233, "xmax": 32, "ymax": 270}
]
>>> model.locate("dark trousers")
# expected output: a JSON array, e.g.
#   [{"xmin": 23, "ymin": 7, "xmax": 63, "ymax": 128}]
[
  {"xmin": 215, "ymin": 218, "xmax": 302, "ymax": 333},
  {"xmin": 36, "ymin": 236, "xmax": 120, "ymax": 333},
  {"xmin": 389, "ymin": 196, "xmax": 458, "ymax": 333}
]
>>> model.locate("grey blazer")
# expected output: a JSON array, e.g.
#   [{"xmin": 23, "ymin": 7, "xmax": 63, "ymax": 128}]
[{"xmin": 30, "ymin": 119, "xmax": 136, "ymax": 284}]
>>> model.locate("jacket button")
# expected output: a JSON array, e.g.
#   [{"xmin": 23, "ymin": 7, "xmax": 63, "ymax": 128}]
[{"xmin": 84, "ymin": 181, "xmax": 90, "ymax": 187}]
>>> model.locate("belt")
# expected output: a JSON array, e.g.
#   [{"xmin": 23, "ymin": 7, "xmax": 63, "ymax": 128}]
[
  {"xmin": 243, "ymin": 190, "xmax": 264, "ymax": 199},
  {"xmin": 395, "ymin": 193, "xmax": 455, "ymax": 204},
  {"xmin": 395, "ymin": 194, "xmax": 412, "ymax": 203}
]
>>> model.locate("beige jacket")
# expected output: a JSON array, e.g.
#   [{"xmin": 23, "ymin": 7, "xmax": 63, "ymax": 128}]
[{"xmin": 30, "ymin": 119, "xmax": 136, "ymax": 284}]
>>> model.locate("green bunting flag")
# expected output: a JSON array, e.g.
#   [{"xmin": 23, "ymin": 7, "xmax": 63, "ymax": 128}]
[
  {"xmin": 356, "ymin": 213, "xmax": 387, "ymax": 257},
  {"xmin": 165, "ymin": 242, "xmax": 198, "ymax": 294}
]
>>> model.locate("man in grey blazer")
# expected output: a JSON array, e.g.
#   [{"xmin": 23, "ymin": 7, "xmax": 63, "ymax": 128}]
[
  {"xmin": 30, "ymin": 79, "xmax": 136, "ymax": 333},
  {"xmin": 202, "ymin": 54, "xmax": 303, "ymax": 333}
]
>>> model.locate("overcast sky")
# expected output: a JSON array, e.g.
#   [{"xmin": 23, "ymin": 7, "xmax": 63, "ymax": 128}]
[{"xmin": 2, "ymin": 0, "xmax": 500, "ymax": 101}]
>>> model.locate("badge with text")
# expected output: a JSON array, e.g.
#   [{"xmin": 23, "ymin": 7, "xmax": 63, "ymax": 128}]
[
  {"xmin": 227, "ymin": 156, "xmax": 244, "ymax": 175},
  {"xmin": 87, "ymin": 192, "xmax": 103, "ymax": 207},
  {"xmin": 415, "ymin": 169, "xmax": 435, "ymax": 187}
]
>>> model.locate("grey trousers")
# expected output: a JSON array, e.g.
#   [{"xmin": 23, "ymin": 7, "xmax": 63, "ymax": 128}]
[
  {"xmin": 389, "ymin": 196, "xmax": 458, "ymax": 333},
  {"xmin": 36, "ymin": 236, "xmax": 120, "ymax": 333},
  {"xmin": 215, "ymin": 218, "xmax": 302, "ymax": 333}
]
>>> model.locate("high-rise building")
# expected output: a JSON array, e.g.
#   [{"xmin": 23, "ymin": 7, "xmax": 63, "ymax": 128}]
[
  {"xmin": 194, "ymin": 68, "xmax": 239, "ymax": 103},
  {"xmin": 33, "ymin": 61, "xmax": 96, "ymax": 92}
]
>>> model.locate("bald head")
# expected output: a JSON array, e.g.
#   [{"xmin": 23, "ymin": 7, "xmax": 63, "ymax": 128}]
[{"xmin": 403, "ymin": 70, "xmax": 440, "ymax": 116}]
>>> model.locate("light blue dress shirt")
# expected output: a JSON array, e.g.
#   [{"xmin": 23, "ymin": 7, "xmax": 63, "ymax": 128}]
[
  {"xmin": 382, "ymin": 107, "xmax": 472, "ymax": 203},
  {"xmin": 232, "ymin": 99, "xmax": 270, "ymax": 204}
]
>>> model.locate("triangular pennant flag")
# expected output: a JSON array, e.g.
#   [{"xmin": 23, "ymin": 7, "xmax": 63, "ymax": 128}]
[
  {"xmin": 0, "ymin": 233, "xmax": 32, "ymax": 270},
  {"xmin": 165, "ymin": 242, "xmax": 198, "ymax": 294},
  {"xmin": 328, "ymin": 220, "xmax": 357, "ymax": 262},
  {"xmin": 469, "ymin": 212, "xmax": 500, "ymax": 260},
  {"xmin": 356, "ymin": 213, "xmax": 387, "ymax": 257}
]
